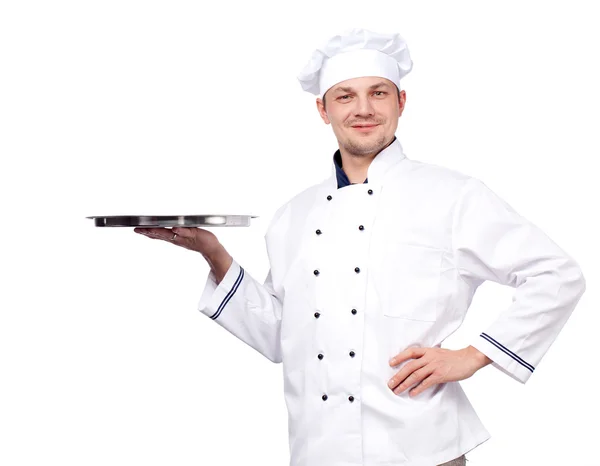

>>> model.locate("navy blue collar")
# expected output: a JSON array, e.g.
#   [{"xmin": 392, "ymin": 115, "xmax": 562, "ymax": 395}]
[{"xmin": 333, "ymin": 136, "xmax": 397, "ymax": 189}]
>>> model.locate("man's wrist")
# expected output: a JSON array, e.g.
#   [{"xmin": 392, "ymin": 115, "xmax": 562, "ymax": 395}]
[
  {"xmin": 203, "ymin": 245, "xmax": 233, "ymax": 285},
  {"xmin": 466, "ymin": 345, "xmax": 493, "ymax": 370}
]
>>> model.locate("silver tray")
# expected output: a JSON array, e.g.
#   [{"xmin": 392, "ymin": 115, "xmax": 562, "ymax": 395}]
[{"xmin": 87, "ymin": 215, "xmax": 257, "ymax": 227}]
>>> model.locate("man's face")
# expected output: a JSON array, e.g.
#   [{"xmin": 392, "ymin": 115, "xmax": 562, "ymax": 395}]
[{"xmin": 316, "ymin": 76, "xmax": 406, "ymax": 157}]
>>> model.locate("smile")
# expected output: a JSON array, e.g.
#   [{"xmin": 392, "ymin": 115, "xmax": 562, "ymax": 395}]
[{"xmin": 351, "ymin": 124, "xmax": 379, "ymax": 132}]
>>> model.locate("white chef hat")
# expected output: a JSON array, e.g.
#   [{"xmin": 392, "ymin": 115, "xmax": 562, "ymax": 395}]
[{"xmin": 297, "ymin": 28, "xmax": 413, "ymax": 99}]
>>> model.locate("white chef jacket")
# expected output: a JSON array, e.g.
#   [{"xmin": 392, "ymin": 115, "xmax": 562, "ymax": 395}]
[{"xmin": 197, "ymin": 137, "xmax": 586, "ymax": 466}]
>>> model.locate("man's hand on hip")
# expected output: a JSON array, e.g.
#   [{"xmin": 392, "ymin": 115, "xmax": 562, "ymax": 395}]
[{"xmin": 387, "ymin": 345, "xmax": 492, "ymax": 397}]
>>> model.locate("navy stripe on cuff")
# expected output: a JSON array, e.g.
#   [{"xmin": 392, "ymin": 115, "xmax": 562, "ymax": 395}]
[
  {"xmin": 480, "ymin": 332, "xmax": 535, "ymax": 373},
  {"xmin": 210, "ymin": 266, "xmax": 245, "ymax": 320}
]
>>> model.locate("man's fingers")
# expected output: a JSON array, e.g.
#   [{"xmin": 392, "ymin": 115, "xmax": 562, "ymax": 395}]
[
  {"xmin": 388, "ymin": 360, "xmax": 428, "ymax": 390},
  {"xmin": 134, "ymin": 227, "xmax": 157, "ymax": 237},
  {"xmin": 134, "ymin": 227, "xmax": 177, "ymax": 241},
  {"xmin": 134, "ymin": 226, "xmax": 220, "ymax": 255},
  {"xmin": 408, "ymin": 373, "xmax": 437, "ymax": 397},
  {"xmin": 392, "ymin": 365, "xmax": 435, "ymax": 395}
]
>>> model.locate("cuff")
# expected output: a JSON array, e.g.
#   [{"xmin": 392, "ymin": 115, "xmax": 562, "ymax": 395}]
[
  {"xmin": 470, "ymin": 332, "xmax": 535, "ymax": 384},
  {"xmin": 198, "ymin": 258, "xmax": 244, "ymax": 320}
]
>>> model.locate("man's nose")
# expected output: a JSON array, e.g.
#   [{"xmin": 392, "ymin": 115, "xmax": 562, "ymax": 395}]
[{"xmin": 354, "ymin": 96, "xmax": 375, "ymax": 116}]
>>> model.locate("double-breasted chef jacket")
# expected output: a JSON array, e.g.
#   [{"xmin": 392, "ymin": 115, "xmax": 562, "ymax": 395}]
[{"xmin": 198, "ymin": 137, "xmax": 586, "ymax": 466}]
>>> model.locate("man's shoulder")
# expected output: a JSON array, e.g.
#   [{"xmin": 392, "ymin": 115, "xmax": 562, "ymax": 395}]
[
  {"xmin": 386, "ymin": 158, "xmax": 477, "ymax": 202},
  {"xmin": 266, "ymin": 177, "xmax": 330, "ymax": 232}
]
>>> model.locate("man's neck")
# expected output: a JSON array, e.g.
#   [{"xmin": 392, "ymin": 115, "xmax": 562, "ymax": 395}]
[{"xmin": 339, "ymin": 137, "xmax": 395, "ymax": 183}]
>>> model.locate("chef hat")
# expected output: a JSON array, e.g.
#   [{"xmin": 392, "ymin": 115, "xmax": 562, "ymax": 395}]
[{"xmin": 297, "ymin": 28, "xmax": 413, "ymax": 98}]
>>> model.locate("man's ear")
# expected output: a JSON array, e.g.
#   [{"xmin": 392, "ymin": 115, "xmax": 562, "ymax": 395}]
[
  {"xmin": 398, "ymin": 90, "xmax": 406, "ymax": 117},
  {"xmin": 316, "ymin": 98, "xmax": 331, "ymax": 124}
]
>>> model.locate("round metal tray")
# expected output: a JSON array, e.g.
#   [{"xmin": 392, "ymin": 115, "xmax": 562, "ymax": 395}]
[{"xmin": 87, "ymin": 215, "xmax": 257, "ymax": 227}]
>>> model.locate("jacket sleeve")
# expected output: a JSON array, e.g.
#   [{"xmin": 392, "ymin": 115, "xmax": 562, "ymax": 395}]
[
  {"xmin": 452, "ymin": 177, "xmax": 586, "ymax": 384},
  {"xmin": 197, "ymin": 259, "xmax": 283, "ymax": 364}
]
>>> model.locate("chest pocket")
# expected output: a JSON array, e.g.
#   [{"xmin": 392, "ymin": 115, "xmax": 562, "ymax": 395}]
[{"xmin": 373, "ymin": 243, "xmax": 444, "ymax": 322}]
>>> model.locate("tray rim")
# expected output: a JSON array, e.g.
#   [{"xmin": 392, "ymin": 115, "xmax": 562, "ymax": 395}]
[
  {"xmin": 86, "ymin": 214, "xmax": 259, "ymax": 219},
  {"xmin": 86, "ymin": 214, "xmax": 259, "ymax": 227}
]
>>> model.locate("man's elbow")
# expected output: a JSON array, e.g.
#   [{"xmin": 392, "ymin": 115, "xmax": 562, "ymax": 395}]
[{"xmin": 266, "ymin": 351, "xmax": 283, "ymax": 364}]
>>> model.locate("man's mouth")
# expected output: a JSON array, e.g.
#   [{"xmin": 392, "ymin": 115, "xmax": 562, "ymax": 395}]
[{"xmin": 351, "ymin": 124, "xmax": 379, "ymax": 132}]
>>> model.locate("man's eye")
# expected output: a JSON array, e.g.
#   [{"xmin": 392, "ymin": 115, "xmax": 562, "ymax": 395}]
[
  {"xmin": 338, "ymin": 95, "xmax": 351, "ymax": 100},
  {"xmin": 374, "ymin": 91, "xmax": 387, "ymax": 96}
]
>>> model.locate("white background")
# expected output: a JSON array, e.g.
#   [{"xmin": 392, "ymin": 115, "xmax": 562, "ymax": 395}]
[{"xmin": 1, "ymin": 1, "xmax": 598, "ymax": 465}]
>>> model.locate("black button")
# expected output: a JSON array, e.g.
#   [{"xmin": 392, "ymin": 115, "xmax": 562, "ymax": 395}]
[
  {"xmin": 348, "ymin": 395, "xmax": 355, "ymax": 402},
  {"xmin": 322, "ymin": 394, "xmax": 328, "ymax": 401},
  {"xmin": 316, "ymin": 229, "xmax": 322, "ymax": 235},
  {"xmin": 351, "ymin": 309, "xmax": 357, "ymax": 315},
  {"xmin": 318, "ymin": 353, "xmax": 324, "ymax": 360},
  {"xmin": 354, "ymin": 267, "xmax": 360, "ymax": 273},
  {"xmin": 358, "ymin": 225, "xmax": 364, "ymax": 231},
  {"xmin": 368, "ymin": 189, "xmax": 373, "ymax": 195},
  {"xmin": 314, "ymin": 312, "xmax": 320, "ymax": 318},
  {"xmin": 349, "ymin": 351, "xmax": 355, "ymax": 357},
  {"xmin": 327, "ymin": 195, "xmax": 332, "ymax": 201},
  {"xmin": 314, "ymin": 269, "xmax": 320, "ymax": 276}
]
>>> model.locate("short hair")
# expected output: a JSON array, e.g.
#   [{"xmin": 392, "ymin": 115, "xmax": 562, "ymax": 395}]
[{"xmin": 323, "ymin": 85, "xmax": 401, "ymax": 110}]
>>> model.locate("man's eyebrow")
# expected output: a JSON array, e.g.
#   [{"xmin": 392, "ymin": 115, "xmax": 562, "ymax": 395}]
[{"xmin": 332, "ymin": 81, "xmax": 392, "ymax": 94}]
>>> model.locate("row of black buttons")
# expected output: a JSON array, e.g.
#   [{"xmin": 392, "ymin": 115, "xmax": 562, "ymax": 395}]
[{"xmin": 317, "ymin": 188, "xmax": 369, "ymax": 405}]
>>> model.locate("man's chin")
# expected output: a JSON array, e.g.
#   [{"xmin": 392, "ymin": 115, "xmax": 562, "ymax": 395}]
[{"xmin": 344, "ymin": 138, "xmax": 386, "ymax": 156}]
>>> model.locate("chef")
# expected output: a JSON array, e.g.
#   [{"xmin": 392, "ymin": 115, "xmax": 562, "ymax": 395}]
[{"xmin": 135, "ymin": 28, "xmax": 587, "ymax": 466}]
